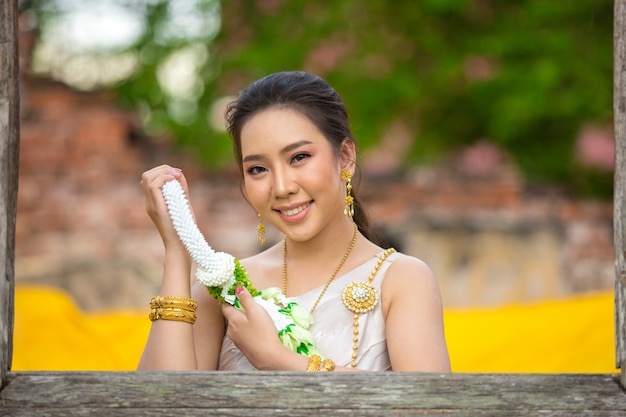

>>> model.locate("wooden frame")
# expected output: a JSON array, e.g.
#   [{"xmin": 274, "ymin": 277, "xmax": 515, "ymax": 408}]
[
  {"xmin": 0, "ymin": 0, "xmax": 19, "ymax": 387},
  {"xmin": 1, "ymin": 0, "xmax": 626, "ymax": 414},
  {"xmin": 614, "ymin": 0, "xmax": 626, "ymax": 387}
]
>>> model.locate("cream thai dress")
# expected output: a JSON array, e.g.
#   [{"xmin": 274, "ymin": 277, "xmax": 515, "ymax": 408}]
[{"xmin": 218, "ymin": 250, "xmax": 400, "ymax": 371}]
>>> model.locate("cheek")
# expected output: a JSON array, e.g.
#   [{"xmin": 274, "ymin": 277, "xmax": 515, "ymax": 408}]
[
  {"xmin": 320, "ymin": 161, "xmax": 343, "ymax": 190},
  {"xmin": 243, "ymin": 180, "xmax": 267, "ymax": 208}
]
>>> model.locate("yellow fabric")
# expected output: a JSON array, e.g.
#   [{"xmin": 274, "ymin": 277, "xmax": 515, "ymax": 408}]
[
  {"xmin": 11, "ymin": 285, "xmax": 618, "ymax": 373},
  {"xmin": 13, "ymin": 286, "xmax": 149, "ymax": 371},
  {"xmin": 445, "ymin": 291, "xmax": 618, "ymax": 373}
]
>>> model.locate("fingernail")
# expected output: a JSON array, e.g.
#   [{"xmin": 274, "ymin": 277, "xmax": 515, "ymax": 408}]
[{"xmin": 235, "ymin": 286, "xmax": 245, "ymax": 295}]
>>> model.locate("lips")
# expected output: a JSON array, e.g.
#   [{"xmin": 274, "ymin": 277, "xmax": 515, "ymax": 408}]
[{"xmin": 278, "ymin": 202, "xmax": 311, "ymax": 217}]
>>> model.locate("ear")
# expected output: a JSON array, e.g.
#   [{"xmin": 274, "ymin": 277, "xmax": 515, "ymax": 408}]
[{"xmin": 338, "ymin": 138, "xmax": 357, "ymax": 174}]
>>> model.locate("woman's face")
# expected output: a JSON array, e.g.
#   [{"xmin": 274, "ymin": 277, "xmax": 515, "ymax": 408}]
[{"xmin": 240, "ymin": 107, "xmax": 353, "ymax": 241}]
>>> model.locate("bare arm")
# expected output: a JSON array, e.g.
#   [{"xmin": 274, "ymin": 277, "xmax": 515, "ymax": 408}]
[
  {"xmin": 382, "ymin": 255, "xmax": 451, "ymax": 372},
  {"xmin": 137, "ymin": 165, "xmax": 223, "ymax": 370},
  {"xmin": 191, "ymin": 280, "xmax": 227, "ymax": 370},
  {"xmin": 137, "ymin": 244, "xmax": 197, "ymax": 370}
]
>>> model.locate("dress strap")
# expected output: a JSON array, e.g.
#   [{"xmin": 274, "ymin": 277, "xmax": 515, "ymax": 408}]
[{"xmin": 341, "ymin": 247, "xmax": 396, "ymax": 368}]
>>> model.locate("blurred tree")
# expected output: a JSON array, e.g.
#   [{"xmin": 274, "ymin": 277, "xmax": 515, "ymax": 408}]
[{"xmin": 20, "ymin": 0, "xmax": 614, "ymax": 196}]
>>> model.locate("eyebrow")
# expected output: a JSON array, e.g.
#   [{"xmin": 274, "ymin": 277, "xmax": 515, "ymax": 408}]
[{"xmin": 242, "ymin": 140, "xmax": 313, "ymax": 163}]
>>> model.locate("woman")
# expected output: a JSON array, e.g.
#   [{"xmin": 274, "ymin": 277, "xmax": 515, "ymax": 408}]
[{"xmin": 138, "ymin": 71, "xmax": 450, "ymax": 372}]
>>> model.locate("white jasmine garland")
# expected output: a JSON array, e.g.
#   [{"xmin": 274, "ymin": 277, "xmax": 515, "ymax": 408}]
[{"xmin": 161, "ymin": 179, "xmax": 322, "ymax": 357}]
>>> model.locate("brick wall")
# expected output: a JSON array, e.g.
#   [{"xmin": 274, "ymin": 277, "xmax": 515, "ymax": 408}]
[{"xmin": 14, "ymin": 75, "xmax": 615, "ymax": 311}]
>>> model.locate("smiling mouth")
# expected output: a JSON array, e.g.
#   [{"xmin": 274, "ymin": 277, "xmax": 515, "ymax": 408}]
[{"xmin": 279, "ymin": 202, "xmax": 311, "ymax": 216}]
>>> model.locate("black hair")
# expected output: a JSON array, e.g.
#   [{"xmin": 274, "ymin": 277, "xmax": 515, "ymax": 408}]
[{"xmin": 225, "ymin": 71, "xmax": 378, "ymax": 243}]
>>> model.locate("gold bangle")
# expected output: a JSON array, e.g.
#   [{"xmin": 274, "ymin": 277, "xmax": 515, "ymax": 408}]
[
  {"xmin": 306, "ymin": 354, "xmax": 322, "ymax": 372},
  {"xmin": 321, "ymin": 358, "xmax": 336, "ymax": 372},
  {"xmin": 150, "ymin": 295, "xmax": 197, "ymax": 311},
  {"xmin": 305, "ymin": 354, "xmax": 335, "ymax": 372},
  {"xmin": 150, "ymin": 309, "xmax": 196, "ymax": 324},
  {"xmin": 149, "ymin": 307, "xmax": 196, "ymax": 324}
]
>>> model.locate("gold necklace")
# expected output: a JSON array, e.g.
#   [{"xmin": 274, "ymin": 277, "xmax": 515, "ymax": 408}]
[
  {"xmin": 283, "ymin": 223, "xmax": 358, "ymax": 314},
  {"xmin": 342, "ymin": 247, "xmax": 396, "ymax": 368}
]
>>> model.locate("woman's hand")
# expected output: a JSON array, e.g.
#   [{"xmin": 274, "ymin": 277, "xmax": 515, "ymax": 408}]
[
  {"xmin": 140, "ymin": 165, "xmax": 191, "ymax": 250},
  {"xmin": 138, "ymin": 165, "xmax": 199, "ymax": 371},
  {"xmin": 222, "ymin": 286, "xmax": 295, "ymax": 370}
]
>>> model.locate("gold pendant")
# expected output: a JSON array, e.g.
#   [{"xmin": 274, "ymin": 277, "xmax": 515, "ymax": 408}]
[{"xmin": 342, "ymin": 281, "xmax": 378, "ymax": 314}]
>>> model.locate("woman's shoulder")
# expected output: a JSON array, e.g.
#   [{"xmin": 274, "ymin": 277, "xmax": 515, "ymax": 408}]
[
  {"xmin": 386, "ymin": 251, "xmax": 433, "ymax": 273},
  {"xmin": 382, "ymin": 251, "xmax": 439, "ymax": 291},
  {"xmin": 380, "ymin": 251, "xmax": 443, "ymax": 314}
]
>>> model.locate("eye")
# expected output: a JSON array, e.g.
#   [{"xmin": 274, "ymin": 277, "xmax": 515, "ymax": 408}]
[
  {"xmin": 291, "ymin": 152, "xmax": 310, "ymax": 164},
  {"xmin": 246, "ymin": 165, "xmax": 267, "ymax": 175}
]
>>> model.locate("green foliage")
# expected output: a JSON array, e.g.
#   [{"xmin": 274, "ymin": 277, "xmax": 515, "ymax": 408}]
[
  {"xmin": 212, "ymin": 0, "xmax": 614, "ymax": 196},
  {"xmin": 22, "ymin": 0, "xmax": 614, "ymax": 196},
  {"xmin": 206, "ymin": 258, "xmax": 258, "ymax": 304}
]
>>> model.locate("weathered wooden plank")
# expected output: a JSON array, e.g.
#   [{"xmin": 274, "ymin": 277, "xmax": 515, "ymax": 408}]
[
  {"xmin": 0, "ymin": 372, "xmax": 624, "ymax": 416},
  {"xmin": 0, "ymin": 0, "xmax": 19, "ymax": 386},
  {"xmin": 615, "ymin": 0, "xmax": 626, "ymax": 388},
  {"xmin": 1, "ymin": 408, "xmax": 625, "ymax": 417}
]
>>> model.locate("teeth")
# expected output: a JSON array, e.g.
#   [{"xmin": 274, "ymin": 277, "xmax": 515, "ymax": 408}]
[{"xmin": 281, "ymin": 203, "xmax": 309, "ymax": 216}]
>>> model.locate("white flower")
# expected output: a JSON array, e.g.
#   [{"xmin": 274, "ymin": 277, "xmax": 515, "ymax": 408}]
[
  {"xmin": 288, "ymin": 323, "xmax": 316, "ymax": 346},
  {"xmin": 260, "ymin": 287, "xmax": 284, "ymax": 302},
  {"xmin": 289, "ymin": 303, "xmax": 314, "ymax": 329},
  {"xmin": 279, "ymin": 332, "xmax": 297, "ymax": 352},
  {"xmin": 253, "ymin": 296, "xmax": 293, "ymax": 330},
  {"xmin": 161, "ymin": 180, "xmax": 236, "ymax": 289},
  {"xmin": 220, "ymin": 275, "xmax": 236, "ymax": 304},
  {"xmin": 161, "ymin": 179, "xmax": 323, "ymax": 358}
]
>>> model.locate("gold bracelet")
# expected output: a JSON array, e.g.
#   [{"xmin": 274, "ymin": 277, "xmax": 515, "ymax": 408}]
[
  {"xmin": 150, "ymin": 295, "xmax": 197, "ymax": 311},
  {"xmin": 306, "ymin": 354, "xmax": 322, "ymax": 372},
  {"xmin": 149, "ymin": 308, "xmax": 196, "ymax": 324},
  {"xmin": 306, "ymin": 354, "xmax": 335, "ymax": 372},
  {"xmin": 321, "ymin": 358, "xmax": 336, "ymax": 372},
  {"xmin": 149, "ymin": 307, "xmax": 196, "ymax": 324}
]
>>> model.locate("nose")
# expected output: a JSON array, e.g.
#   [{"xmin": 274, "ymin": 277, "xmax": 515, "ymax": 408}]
[{"xmin": 273, "ymin": 166, "xmax": 298, "ymax": 198}]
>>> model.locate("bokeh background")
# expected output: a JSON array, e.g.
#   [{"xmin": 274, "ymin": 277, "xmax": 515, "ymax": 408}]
[{"xmin": 12, "ymin": 0, "xmax": 617, "ymax": 372}]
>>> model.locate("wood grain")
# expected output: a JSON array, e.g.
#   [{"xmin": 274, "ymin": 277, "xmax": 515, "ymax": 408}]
[
  {"xmin": 615, "ymin": 0, "xmax": 626, "ymax": 387},
  {"xmin": 0, "ymin": 0, "xmax": 19, "ymax": 386},
  {"xmin": 1, "ymin": 372, "xmax": 625, "ymax": 416}
]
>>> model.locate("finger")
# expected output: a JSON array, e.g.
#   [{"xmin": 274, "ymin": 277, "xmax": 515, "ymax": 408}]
[
  {"xmin": 234, "ymin": 285, "xmax": 256, "ymax": 313},
  {"xmin": 141, "ymin": 166, "xmax": 184, "ymax": 209},
  {"xmin": 221, "ymin": 302, "xmax": 244, "ymax": 323},
  {"xmin": 222, "ymin": 286, "xmax": 255, "ymax": 320},
  {"xmin": 140, "ymin": 167, "xmax": 191, "ymax": 242},
  {"xmin": 175, "ymin": 171, "xmax": 190, "ymax": 196},
  {"xmin": 141, "ymin": 165, "xmax": 182, "ymax": 193}
]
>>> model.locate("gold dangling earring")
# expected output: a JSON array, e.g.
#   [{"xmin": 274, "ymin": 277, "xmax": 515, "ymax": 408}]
[
  {"xmin": 341, "ymin": 170, "xmax": 354, "ymax": 217},
  {"xmin": 257, "ymin": 213, "xmax": 266, "ymax": 245}
]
